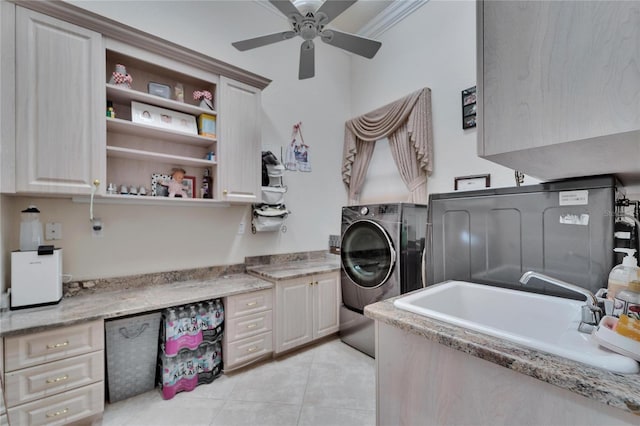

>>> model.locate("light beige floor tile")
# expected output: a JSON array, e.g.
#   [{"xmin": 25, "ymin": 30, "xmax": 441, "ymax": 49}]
[
  {"xmin": 228, "ymin": 363, "xmax": 310, "ymax": 404},
  {"xmin": 178, "ymin": 374, "xmax": 236, "ymax": 400},
  {"xmin": 304, "ymin": 361, "xmax": 376, "ymax": 411},
  {"xmin": 311, "ymin": 338, "xmax": 375, "ymax": 367},
  {"xmin": 211, "ymin": 400, "xmax": 300, "ymax": 426},
  {"xmin": 298, "ymin": 405, "xmax": 376, "ymax": 426},
  {"xmin": 127, "ymin": 394, "xmax": 225, "ymax": 426}
]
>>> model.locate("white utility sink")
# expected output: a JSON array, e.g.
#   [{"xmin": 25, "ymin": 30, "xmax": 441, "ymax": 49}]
[{"xmin": 393, "ymin": 280, "xmax": 639, "ymax": 374}]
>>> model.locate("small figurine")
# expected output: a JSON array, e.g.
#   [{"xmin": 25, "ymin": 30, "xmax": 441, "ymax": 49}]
[{"xmin": 159, "ymin": 168, "xmax": 189, "ymax": 198}]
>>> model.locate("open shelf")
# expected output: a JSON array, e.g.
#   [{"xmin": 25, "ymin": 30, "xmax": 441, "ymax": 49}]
[
  {"xmin": 106, "ymin": 146, "xmax": 217, "ymax": 167},
  {"xmin": 72, "ymin": 194, "xmax": 230, "ymax": 207},
  {"xmin": 106, "ymin": 84, "xmax": 217, "ymax": 116},
  {"xmin": 106, "ymin": 117, "xmax": 216, "ymax": 147}
]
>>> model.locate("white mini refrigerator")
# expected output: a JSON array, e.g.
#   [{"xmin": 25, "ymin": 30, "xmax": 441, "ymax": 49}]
[{"xmin": 11, "ymin": 248, "xmax": 63, "ymax": 309}]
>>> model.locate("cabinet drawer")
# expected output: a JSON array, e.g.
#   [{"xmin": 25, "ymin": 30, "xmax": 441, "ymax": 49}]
[
  {"xmin": 224, "ymin": 331, "xmax": 273, "ymax": 369},
  {"xmin": 226, "ymin": 310, "xmax": 272, "ymax": 342},
  {"xmin": 7, "ymin": 381, "xmax": 103, "ymax": 426},
  {"xmin": 4, "ymin": 351, "xmax": 104, "ymax": 408},
  {"xmin": 225, "ymin": 289, "xmax": 273, "ymax": 319},
  {"xmin": 4, "ymin": 321, "xmax": 103, "ymax": 372}
]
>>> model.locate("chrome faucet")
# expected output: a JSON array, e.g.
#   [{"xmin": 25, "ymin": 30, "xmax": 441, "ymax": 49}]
[{"xmin": 519, "ymin": 271, "xmax": 602, "ymax": 333}]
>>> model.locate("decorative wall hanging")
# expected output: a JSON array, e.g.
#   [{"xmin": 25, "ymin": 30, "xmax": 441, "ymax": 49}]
[
  {"xmin": 462, "ymin": 86, "xmax": 477, "ymax": 129},
  {"xmin": 285, "ymin": 122, "xmax": 311, "ymax": 172}
]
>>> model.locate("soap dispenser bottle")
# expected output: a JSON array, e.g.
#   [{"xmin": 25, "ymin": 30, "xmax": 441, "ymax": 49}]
[{"xmin": 608, "ymin": 248, "xmax": 640, "ymax": 301}]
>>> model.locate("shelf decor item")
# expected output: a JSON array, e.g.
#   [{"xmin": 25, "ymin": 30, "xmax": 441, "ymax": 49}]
[
  {"xmin": 197, "ymin": 113, "xmax": 216, "ymax": 139},
  {"xmin": 193, "ymin": 90, "xmax": 214, "ymax": 110},
  {"xmin": 147, "ymin": 82, "xmax": 171, "ymax": 99},
  {"xmin": 131, "ymin": 101, "xmax": 198, "ymax": 135},
  {"xmin": 109, "ymin": 64, "xmax": 132, "ymax": 88}
]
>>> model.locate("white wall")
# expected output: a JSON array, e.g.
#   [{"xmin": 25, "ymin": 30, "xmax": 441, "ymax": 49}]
[
  {"xmin": 1, "ymin": 0, "xmax": 351, "ymax": 282},
  {"xmin": 352, "ymin": 0, "xmax": 538, "ymax": 203},
  {"xmin": 1, "ymin": 0, "xmax": 541, "ymax": 285}
]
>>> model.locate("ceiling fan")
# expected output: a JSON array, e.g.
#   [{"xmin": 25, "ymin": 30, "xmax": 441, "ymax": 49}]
[{"xmin": 232, "ymin": 0, "xmax": 382, "ymax": 79}]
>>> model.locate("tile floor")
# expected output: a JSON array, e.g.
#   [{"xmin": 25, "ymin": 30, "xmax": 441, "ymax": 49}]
[{"xmin": 102, "ymin": 337, "xmax": 376, "ymax": 426}]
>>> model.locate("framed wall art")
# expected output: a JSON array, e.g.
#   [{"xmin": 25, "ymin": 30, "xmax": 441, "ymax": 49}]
[
  {"xmin": 462, "ymin": 86, "xmax": 477, "ymax": 129},
  {"xmin": 454, "ymin": 174, "xmax": 490, "ymax": 191},
  {"xmin": 132, "ymin": 101, "xmax": 198, "ymax": 135}
]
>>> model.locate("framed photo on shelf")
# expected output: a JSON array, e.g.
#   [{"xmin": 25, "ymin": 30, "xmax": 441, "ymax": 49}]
[
  {"xmin": 461, "ymin": 86, "xmax": 477, "ymax": 130},
  {"xmin": 454, "ymin": 174, "xmax": 490, "ymax": 191},
  {"xmin": 131, "ymin": 101, "xmax": 198, "ymax": 135},
  {"xmin": 151, "ymin": 173, "xmax": 170, "ymax": 197},
  {"xmin": 182, "ymin": 175, "xmax": 196, "ymax": 198}
]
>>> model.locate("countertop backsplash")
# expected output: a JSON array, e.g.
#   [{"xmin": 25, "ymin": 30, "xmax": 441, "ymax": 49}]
[{"xmin": 64, "ymin": 250, "xmax": 337, "ymax": 298}]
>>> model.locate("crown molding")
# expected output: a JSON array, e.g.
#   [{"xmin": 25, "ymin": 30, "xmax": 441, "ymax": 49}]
[
  {"xmin": 359, "ymin": 0, "xmax": 429, "ymax": 39},
  {"xmin": 253, "ymin": 0, "xmax": 429, "ymax": 38}
]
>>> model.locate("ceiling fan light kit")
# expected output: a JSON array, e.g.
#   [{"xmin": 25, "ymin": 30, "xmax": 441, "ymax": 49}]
[{"xmin": 232, "ymin": 0, "xmax": 382, "ymax": 79}]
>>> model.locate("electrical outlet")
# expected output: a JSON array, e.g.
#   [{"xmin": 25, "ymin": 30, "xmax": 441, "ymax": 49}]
[
  {"xmin": 45, "ymin": 222, "xmax": 62, "ymax": 240},
  {"xmin": 238, "ymin": 222, "xmax": 245, "ymax": 235}
]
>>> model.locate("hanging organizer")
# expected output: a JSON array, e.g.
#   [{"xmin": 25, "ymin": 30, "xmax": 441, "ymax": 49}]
[
  {"xmin": 285, "ymin": 122, "xmax": 311, "ymax": 172},
  {"xmin": 253, "ymin": 150, "xmax": 290, "ymax": 233}
]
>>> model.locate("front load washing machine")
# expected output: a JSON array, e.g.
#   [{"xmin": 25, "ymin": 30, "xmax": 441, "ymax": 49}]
[{"xmin": 339, "ymin": 203, "xmax": 427, "ymax": 357}]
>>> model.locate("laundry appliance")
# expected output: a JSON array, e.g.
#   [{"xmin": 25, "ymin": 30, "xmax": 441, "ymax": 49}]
[{"xmin": 339, "ymin": 203, "xmax": 427, "ymax": 357}]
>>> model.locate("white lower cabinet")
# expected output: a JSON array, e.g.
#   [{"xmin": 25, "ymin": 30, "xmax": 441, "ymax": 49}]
[
  {"xmin": 223, "ymin": 289, "xmax": 274, "ymax": 372},
  {"xmin": 274, "ymin": 272, "xmax": 340, "ymax": 354},
  {"xmin": 3, "ymin": 320, "xmax": 104, "ymax": 425}
]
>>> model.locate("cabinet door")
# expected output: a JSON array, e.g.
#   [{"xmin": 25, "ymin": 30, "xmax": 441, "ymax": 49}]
[
  {"xmin": 313, "ymin": 272, "xmax": 340, "ymax": 339},
  {"xmin": 275, "ymin": 277, "xmax": 313, "ymax": 353},
  {"xmin": 218, "ymin": 76, "xmax": 261, "ymax": 203},
  {"xmin": 478, "ymin": 1, "xmax": 640, "ymax": 179},
  {"xmin": 15, "ymin": 7, "xmax": 105, "ymax": 194}
]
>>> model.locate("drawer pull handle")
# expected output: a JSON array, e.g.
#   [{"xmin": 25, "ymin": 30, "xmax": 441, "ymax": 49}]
[
  {"xmin": 46, "ymin": 407, "xmax": 69, "ymax": 418},
  {"xmin": 246, "ymin": 323, "xmax": 258, "ymax": 329},
  {"xmin": 247, "ymin": 346, "xmax": 258, "ymax": 353},
  {"xmin": 246, "ymin": 301, "xmax": 258, "ymax": 307},
  {"xmin": 46, "ymin": 374, "xmax": 69, "ymax": 384},
  {"xmin": 46, "ymin": 341, "xmax": 69, "ymax": 350}
]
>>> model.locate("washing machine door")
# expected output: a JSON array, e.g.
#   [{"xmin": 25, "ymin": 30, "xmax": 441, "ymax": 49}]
[{"xmin": 341, "ymin": 220, "xmax": 396, "ymax": 289}]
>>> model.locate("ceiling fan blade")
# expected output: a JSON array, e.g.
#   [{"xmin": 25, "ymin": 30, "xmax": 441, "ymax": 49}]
[
  {"xmin": 315, "ymin": 0, "xmax": 357, "ymax": 25},
  {"xmin": 232, "ymin": 31, "xmax": 296, "ymax": 51},
  {"xmin": 321, "ymin": 29, "xmax": 381, "ymax": 58},
  {"xmin": 269, "ymin": 0, "xmax": 303, "ymax": 19},
  {"xmin": 299, "ymin": 40, "xmax": 315, "ymax": 79}
]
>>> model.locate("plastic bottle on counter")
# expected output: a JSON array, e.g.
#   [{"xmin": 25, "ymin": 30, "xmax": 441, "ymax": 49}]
[
  {"xmin": 613, "ymin": 280, "xmax": 640, "ymax": 318},
  {"xmin": 607, "ymin": 248, "xmax": 640, "ymax": 301}
]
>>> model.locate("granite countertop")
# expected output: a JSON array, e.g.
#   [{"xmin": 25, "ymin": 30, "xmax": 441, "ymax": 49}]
[
  {"xmin": 0, "ymin": 273, "xmax": 272, "ymax": 337},
  {"xmin": 246, "ymin": 258, "xmax": 340, "ymax": 281},
  {"xmin": 365, "ymin": 297, "xmax": 640, "ymax": 416}
]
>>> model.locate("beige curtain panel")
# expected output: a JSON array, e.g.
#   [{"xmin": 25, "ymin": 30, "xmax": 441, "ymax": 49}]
[{"xmin": 342, "ymin": 87, "xmax": 433, "ymax": 204}]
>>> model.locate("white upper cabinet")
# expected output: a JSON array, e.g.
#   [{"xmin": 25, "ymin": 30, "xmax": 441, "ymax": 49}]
[
  {"xmin": 15, "ymin": 6, "xmax": 105, "ymax": 194},
  {"xmin": 218, "ymin": 77, "xmax": 261, "ymax": 203},
  {"xmin": 477, "ymin": 0, "xmax": 640, "ymax": 180}
]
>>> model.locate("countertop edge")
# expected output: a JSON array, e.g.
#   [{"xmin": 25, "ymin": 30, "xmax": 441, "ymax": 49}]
[
  {"xmin": 246, "ymin": 259, "xmax": 340, "ymax": 281},
  {"xmin": 365, "ymin": 298, "xmax": 640, "ymax": 416},
  {"xmin": 0, "ymin": 274, "xmax": 273, "ymax": 337}
]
